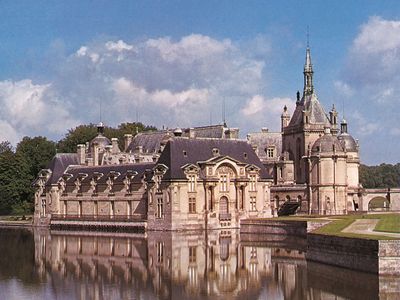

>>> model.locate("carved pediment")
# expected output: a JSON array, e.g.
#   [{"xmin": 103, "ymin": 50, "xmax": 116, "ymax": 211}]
[
  {"xmin": 245, "ymin": 164, "xmax": 261, "ymax": 173},
  {"xmin": 181, "ymin": 163, "xmax": 200, "ymax": 175}
]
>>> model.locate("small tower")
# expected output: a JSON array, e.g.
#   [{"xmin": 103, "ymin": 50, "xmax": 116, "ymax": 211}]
[
  {"xmin": 340, "ymin": 118, "xmax": 348, "ymax": 134},
  {"xmin": 329, "ymin": 104, "xmax": 338, "ymax": 135},
  {"xmin": 281, "ymin": 105, "xmax": 290, "ymax": 132}
]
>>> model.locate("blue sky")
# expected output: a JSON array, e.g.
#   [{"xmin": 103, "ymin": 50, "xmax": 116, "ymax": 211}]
[{"xmin": 0, "ymin": 1, "xmax": 399, "ymax": 165}]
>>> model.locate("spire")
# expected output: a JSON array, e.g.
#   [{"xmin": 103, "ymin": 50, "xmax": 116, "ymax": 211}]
[{"xmin": 303, "ymin": 46, "xmax": 314, "ymax": 95}]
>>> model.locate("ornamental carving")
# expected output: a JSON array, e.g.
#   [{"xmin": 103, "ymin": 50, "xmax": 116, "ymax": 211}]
[{"xmin": 217, "ymin": 165, "xmax": 235, "ymax": 177}]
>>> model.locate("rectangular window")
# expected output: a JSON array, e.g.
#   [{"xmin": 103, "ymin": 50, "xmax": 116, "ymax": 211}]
[
  {"xmin": 189, "ymin": 197, "xmax": 196, "ymax": 213},
  {"xmin": 188, "ymin": 175, "xmax": 196, "ymax": 192},
  {"xmin": 267, "ymin": 147, "xmax": 275, "ymax": 158},
  {"xmin": 156, "ymin": 196, "xmax": 164, "ymax": 218},
  {"xmin": 249, "ymin": 174, "xmax": 257, "ymax": 192},
  {"xmin": 250, "ymin": 197, "xmax": 257, "ymax": 211},
  {"xmin": 157, "ymin": 242, "xmax": 164, "ymax": 263},
  {"xmin": 220, "ymin": 175, "xmax": 228, "ymax": 192},
  {"xmin": 41, "ymin": 199, "xmax": 46, "ymax": 217},
  {"xmin": 189, "ymin": 246, "xmax": 197, "ymax": 264}
]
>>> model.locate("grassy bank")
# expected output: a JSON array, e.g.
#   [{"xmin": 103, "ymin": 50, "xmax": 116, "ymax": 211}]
[{"xmin": 312, "ymin": 213, "xmax": 399, "ymax": 240}]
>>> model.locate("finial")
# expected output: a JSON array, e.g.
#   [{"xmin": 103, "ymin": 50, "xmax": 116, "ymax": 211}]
[
  {"xmin": 296, "ymin": 90, "xmax": 300, "ymax": 104},
  {"xmin": 307, "ymin": 26, "xmax": 310, "ymax": 48},
  {"xmin": 283, "ymin": 105, "xmax": 287, "ymax": 112}
]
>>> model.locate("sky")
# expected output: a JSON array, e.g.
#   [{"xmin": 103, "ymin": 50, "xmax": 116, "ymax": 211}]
[{"xmin": 0, "ymin": 0, "xmax": 399, "ymax": 165}]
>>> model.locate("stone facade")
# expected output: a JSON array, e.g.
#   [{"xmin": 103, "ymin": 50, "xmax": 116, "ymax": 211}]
[
  {"xmin": 248, "ymin": 47, "xmax": 362, "ymax": 215},
  {"xmin": 33, "ymin": 46, "xmax": 363, "ymax": 231}
]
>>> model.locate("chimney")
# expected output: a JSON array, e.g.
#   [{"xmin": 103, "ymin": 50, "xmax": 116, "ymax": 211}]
[
  {"xmin": 77, "ymin": 144, "xmax": 86, "ymax": 165},
  {"xmin": 92, "ymin": 143, "xmax": 99, "ymax": 166},
  {"xmin": 124, "ymin": 134, "xmax": 133, "ymax": 151},
  {"xmin": 111, "ymin": 138, "xmax": 120, "ymax": 154}
]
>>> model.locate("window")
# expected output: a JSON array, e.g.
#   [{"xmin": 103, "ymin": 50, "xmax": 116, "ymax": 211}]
[
  {"xmin": 250, "ymin": 197, "xmax": 257, "ymax": 211},
  {"xmin": 266, "ymin": 147, "xmax": 275, "ymax": 158},
  {"xmin": 157, "ymin": 242, "xmax": 164, "ymax": 263},
  {"xmin": 188, "ymin": 175, "xmax": 196, "ymax": 192},
  {"xmin": 250, "ymin": 247, "xmax": 257, "ymax": 259},
  {"xmin": 189, "ymin": 246, "xmax": 197, "ymax": 264},
  {"xmin": 189, "ymin": 197, "xmax": 196, "ymax": 213},
  {"xmin": 212, "ymin": 148, "xmax": 219, "ymax": 156},
  {"xmin": 249, "ymin": 174, "xmax": 257, "ymax": 191},
  {"xmin": 156, "ymin": 196, "xmax": 164, "ymax": 218},
  {"xmin": 183, "ymin": 150, "xmax": 187, "ymax": 157},
  {"xmin": 41, "ymin": 199, "xmax": 46, "ymax": 217},
  {"xmin": 220, "ymin": 175, "xmax": 228, "ymax": 192}
]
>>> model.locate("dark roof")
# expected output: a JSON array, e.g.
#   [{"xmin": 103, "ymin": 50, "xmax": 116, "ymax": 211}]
[
  {"xmin": 311, "ymin": 134, "xmax": 344, "ymax": 153},
  {"xmin": 89, "ymin": 134, "xmax": 111, "ymax": 150},
  {"xmin": 182, "ymin": 125, "xmax": 225, "ymax": 139},
  {"xmin": 338, "ymin": 133, "xmax": 358, "ymax": 152},
  {"xmin": 247, "ymin": 131, "xmax": 282, "ymax": 160},
  {"xmin": 64, "ymin": 163, "xmax": 155, "ymax": 185},
  {"xmin": 126, "ymin": 131, "xmax": 172, "ymax": 153},
  {"xmin": 288, "ymin": 93, "xmax": 330, "ymax": 127},
  {"xmin": 46, "ymin": 153, "xmax": 80, "ymax": 184},
  {"xmin": 157, "ymin": 138, "xmax": 270, "ymax": 180}
]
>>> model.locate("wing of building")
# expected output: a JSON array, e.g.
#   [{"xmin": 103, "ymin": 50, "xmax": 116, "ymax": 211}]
[{"xmin": 33, "ymin": 46, "xmax": 361, "ymax": 230}]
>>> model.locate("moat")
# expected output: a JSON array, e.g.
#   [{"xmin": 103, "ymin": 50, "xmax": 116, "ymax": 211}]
[{"xmin": 0, "ymin": 227, "xmax": 398, "ymax": 300}]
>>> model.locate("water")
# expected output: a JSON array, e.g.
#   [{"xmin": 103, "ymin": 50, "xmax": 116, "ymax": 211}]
[{"xmin": 0, "ymin": 227, "xmax": 398, "ymax": 300}]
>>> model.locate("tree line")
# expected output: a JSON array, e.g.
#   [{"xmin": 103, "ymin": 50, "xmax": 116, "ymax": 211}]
[
  {"xmin": 359, "ymin": 163, "xmax": 400, "ymax": 189},
  {"xmin": 0, "ymin": 122, "xmax": 156, "ymax": 215}
]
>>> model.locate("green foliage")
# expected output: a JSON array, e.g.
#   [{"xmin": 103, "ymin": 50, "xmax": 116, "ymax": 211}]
[
  {"xmin": 16, "ymin": 136, "xmax": 57, "ymax": 179},
  {"xmin": 56, "ymin": 124, "xmax": 98, "ymax": 153},
  {"xmin": 360, "ymin": 163, "xmax": 400, "ymax": 188},
  {"xmin": 0, "ymin": 148, "xmax": 33, "ymax": 215},
  {"xmin": 56, "ymin": 122, "xmax": 157, "ymax": 153}
]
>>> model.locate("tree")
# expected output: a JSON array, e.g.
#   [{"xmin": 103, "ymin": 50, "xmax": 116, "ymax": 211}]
[
  {"xmin": 360, "ymin": 163, "xmax": 400, "ymax": 188},
  {"xmin": 16, "ymin": 136, "xmax": 56, "ymax": 179},
  {"xmin": 0, "ymin": 149, "xmax": 33, "ymax": 215},
  {"xmin": 57, "ymin": 122, "xmax": 157, "ymax": 153},
  {"xmin": 56, "ymin": 124, "xmax": 98, "ymax": 153}
]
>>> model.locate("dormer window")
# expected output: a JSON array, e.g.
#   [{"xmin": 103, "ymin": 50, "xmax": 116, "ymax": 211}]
[
  {"xmin": 212, "ymin": 148, "xmax": 219, "ymax": 156},
  {"xmin": 183, "ymin": 150, "xmax": 187, "ymax": 157},
  {"xmin": 243, "ymin": 152, "xmax": 248, "ymax": 159},
  {"xmin": 266, "ymin": 146, "xmax": 275, "ymax": 158}
]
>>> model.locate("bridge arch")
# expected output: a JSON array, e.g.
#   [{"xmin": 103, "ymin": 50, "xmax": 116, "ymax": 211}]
[{"xmin": 368, "ymin": 196, "xmax": 390, "ymax": 211}]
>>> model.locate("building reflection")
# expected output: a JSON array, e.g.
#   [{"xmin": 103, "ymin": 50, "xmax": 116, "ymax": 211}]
[{"xmin": 33, "ymin": 228, "xmax": 396, "ymax": 300}]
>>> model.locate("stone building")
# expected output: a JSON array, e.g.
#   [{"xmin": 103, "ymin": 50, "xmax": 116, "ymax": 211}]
[
  {"xmin": 34, "ymin": 129, "xmax": 271, "ymax": 230},
  {"xmin": 34, "ymin": 46, "xmax": 362, "ymax": 230},
  {"xmin": 247, "ymin": 46, "xmax": 361, "ymax": 215}
]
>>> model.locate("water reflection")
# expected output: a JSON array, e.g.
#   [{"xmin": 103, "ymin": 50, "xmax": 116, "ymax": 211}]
[{"xmin": 0, "ymin": 227, "xmax": 398, "ymax": 299}]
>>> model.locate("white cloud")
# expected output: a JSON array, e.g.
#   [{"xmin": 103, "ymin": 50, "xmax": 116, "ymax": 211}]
[
  {"xmin": 0, "ymin": 79, "xmax": 78, "ymax": 143},
  {"xmin": 352, "ymin": 111, "xmax": 379, "ymax": 136},
  {"xmin": 334, "ymin": 80, "xmax": 354, "ymax": 97},
  {"xmin": 0, "ymin": 33, "xmax": 289, "ymax": 144},
  {"xmin": 240, "ymin": 95, "xmax": 295, "ymax": 130}
]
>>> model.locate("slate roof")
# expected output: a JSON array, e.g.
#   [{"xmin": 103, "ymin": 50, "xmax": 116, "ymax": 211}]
[
  {"xmin": 63, "ymin": 163, "xmax": 155, "ymax": 185},
  {"xmin": 182, "ymin": 125, "xmax": 226, "ymax": 139},
  {"xmin": 46, "ymin": 153, "xmax": 80, "ymax": 185},
  {"xmin": 157, "ymin": 138, "xmax": 271, "ymax": 180},
  {"xmin": 126, "ymin": 131, "xmax": 172, "ymax": 154},
  {"xmin": 311, "ymin": 134, "xmax": 344, "ymax": 153},
  {"xmin": 338, "ymin": 133, "xmax": 358, "ymax": 152},
  {"xmin": 288, "ymin": 93, "xmax": 330, "ymax": 127},
  {"xmin": 247, "ymin": 131, "xmax": 282, "ymax": 160}
]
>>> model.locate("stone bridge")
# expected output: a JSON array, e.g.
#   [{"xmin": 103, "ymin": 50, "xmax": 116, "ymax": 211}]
[{"xmin": 361, "ymin": 188, "xmax": 400, "ymax": 211}]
